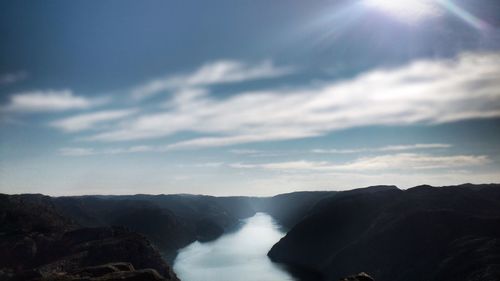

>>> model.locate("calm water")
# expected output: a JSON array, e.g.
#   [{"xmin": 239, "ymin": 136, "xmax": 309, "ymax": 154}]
[{"xmin": 173, "ymin": 212, "xmax": 296, "ymax": 281}]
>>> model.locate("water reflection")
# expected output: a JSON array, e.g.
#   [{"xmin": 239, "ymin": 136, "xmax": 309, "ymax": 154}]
[{"xmin": 173, "ymin": 212, "xmax": 296, "ymax": 281}]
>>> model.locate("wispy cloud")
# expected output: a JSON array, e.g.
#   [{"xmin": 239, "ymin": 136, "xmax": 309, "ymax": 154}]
[
  {"xmin": 378, "ymin": 143, "xmax": 451, "ymax": 151},
  {"xmin": 59, "ymin": 147, "xmax": 96, "ymax": 156},
  {"xmin": 177, "ymin": 162, "xmax": 224, "ymax": 168},
  {"xmin": 333, "ymin": 153, "xmax": 489, "ymax": 171},
  {"xmin": 131, "ymin": 60, "xmax": 294, "ymax": 100},
  {"xmin": 0, "ymin": 71, "xmax": 28, "ymax": 86},
  {"xmin": 83, "ymin": 51, "xmax": 500, "ymax": 148},
  {"xmin": 59, "ymin": 145, "xmax": 157, "ymax": 157},
  {"xmin": 2, "ymin": 90, "xmax": 103, "ymax": 113},
  {"xmin": 229, "ymin": 149, "xmax": 284, "ymax": 158},
  {"xmin": 164, "ymin": 131, "xmax": 317, "ymax": 150},
  {"xmin": 50, "ymin": 109, "xmax": 137, "ymax": 132},
  {"xmin": 229, "ymin": 149, "xmax": 262, "ymax": 155},
  {"xmin": 239, "ymin": 169, "xmax": 500, "ymax": 193},
  {"xmin": 230, "ymin": 153, "xmax": 490, "ymax": 172},
  {"xmin": 312, "ymin": 143, "xmax": 451, "ymax": 154}
]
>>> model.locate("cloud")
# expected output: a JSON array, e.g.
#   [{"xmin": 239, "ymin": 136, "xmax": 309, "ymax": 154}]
[
  {"xmin": 50, "ymin": 109, "xmax": 137, "ymax": 132},
  {"xmin": 312, "ymin": 143, "xmax": 451, "ymax": 154},
  {"xmin": 59, "ymin": 147, "xmax": 95, "ymax": 156},
  {"xmin": 229, "ymin": 149, "xmax": 262, "ymax": 155},
  {"xmin": 125, "ymin": 145, "xmax": 156, "ymax": 153},
  {"xmin": 131, "ymin": 60, "xmax": 294, "ymax": 100},
  {"xmin": 84, "ymin": 51, "xmax": 500, "ymax": 148},
  {"xmin": 230, "ymin": 153, "xmax": 490, "ymax": 172},
  {"xmin": 238, "ymin": 169, "xmax": 500, "ymax": 193},
  {"xmin": 334, "ymin": 153, "xmax": 490, "ymax": 171},
  {"xmin": 229, "ymin": 149, "xmax": 285, "ymax": 158},
  {"xmin": 177, "ymin": 162, "xmax": 224, "ymax": 168},
  {"xmin": 378, "ymin": 143, "xmax": 451, "ymax": 151},
  {"xmin": 3, "ymin": 90, "xmax": 102, "ymax": 113},
  {"xmin": 164, "ymin": 131, "xmax": 317, "ymax": 150},
  {"xmin": 0, "ymin": 71, "xmax": 28, "ymax": 86},
  {"xmin": 59, "ymin": 145, "xmax": 157, "ymax": 157}
]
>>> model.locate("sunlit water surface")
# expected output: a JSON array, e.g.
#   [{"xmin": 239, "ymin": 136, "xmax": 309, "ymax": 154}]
[{"xmin": 173, "ymin": 212, "xmax": 296, "ymax": 281}]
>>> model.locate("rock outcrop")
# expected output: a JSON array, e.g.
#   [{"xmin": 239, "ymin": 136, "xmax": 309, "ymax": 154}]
[
  {"xmin": 12, "ymin": 262, "xmax": 168, "ymax": 281},
  {"xmin": 0, "ymin": 194, "xmax": 178, "ymax": 281},
  {"xmin": 340, "ymin": 272, "xmax": 374, "ymax": 281}
]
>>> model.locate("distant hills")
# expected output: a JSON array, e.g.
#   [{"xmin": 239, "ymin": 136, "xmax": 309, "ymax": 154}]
[{"xmin": 1, "ymin": 183, "xmax": 499, "ymax": 281}]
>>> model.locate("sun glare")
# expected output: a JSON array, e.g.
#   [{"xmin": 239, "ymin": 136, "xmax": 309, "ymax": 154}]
[{"xmin": 364, "ymin": 0, "xmax": 441, "ymax": 23}]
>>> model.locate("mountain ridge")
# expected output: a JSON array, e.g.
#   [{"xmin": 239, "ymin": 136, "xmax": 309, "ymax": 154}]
[
  {"xmin": 2, "ymin": 183, "xmax": 499, "ymax": 281},
  {"xmin": 268, "ymin": 183, "xmax": 500, "ymax": 281}
]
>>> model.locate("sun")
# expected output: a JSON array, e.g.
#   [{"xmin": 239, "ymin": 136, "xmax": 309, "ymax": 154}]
[{"xmin": 363, "ymin": 0, "xmax": 442, "ymax": 23}]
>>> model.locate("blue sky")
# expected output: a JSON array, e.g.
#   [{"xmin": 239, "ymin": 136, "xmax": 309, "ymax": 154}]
[{"xmin": 1, "ymin": 0, "xmax": 500, "ymax": 196}]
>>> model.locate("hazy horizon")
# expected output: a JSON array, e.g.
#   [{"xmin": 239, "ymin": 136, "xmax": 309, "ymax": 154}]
[
  {"xmin": 1, "ymin": 0, "xmax": 500, "ymax": 196},
  {"xmin": 2, "ymin": 182, "xmax": 499, "ymax": 198}
]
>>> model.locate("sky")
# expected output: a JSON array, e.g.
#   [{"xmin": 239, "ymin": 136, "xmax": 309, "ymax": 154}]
[{"xmin": 1, "ymin": 0, "xmax": 500, "ymax": 196}]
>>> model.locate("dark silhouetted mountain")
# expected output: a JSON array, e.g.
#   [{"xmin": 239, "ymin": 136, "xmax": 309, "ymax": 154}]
[
  {"xmin": 111, "ymin": 206, "xmax": 195, "ymax": 262},
  {"xmin": 0, "ymin": 194, "xmax": 76, "ymax": 235},
  {"xmin": 258, "ymin": 186, "xmax": 397, "ymax": 229},
  {"xmin": 268, "ymin": 184, "xmax": 500, "ymax": 281},
  {"xmin": 3, "ymin": 184, "xmax": 500, "ymax": 281},
  {"xmin": 0, "ymin": 194, "xmax": 178, "ymax": 281},
  {"xmin": 52, "ymin": 194, "xmax": 258, "ymax": 261},
  {"xmin": 258, "ymin": 191, "xmax": 337, "ymax": 229},
  {"xmin": 211, "ymin": 196, "xmax": 259, "ymax": 220}
]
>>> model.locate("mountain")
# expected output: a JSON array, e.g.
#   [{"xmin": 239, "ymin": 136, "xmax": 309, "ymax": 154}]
[
  {"xmin": 52, "ymin": 194, "xmax": 258, "ymax": 262},
  {"xmin": 257, "ymin": 191, "xmax": 337, "ymax": 229},
  {"xmin": 0, "ymin": 194, "xmax": 179, "ymax": 281},
  {"xmin": 3, "ymin": 184, "xmax": 500, "ymax": 281},
  {"xmin": 268, "ymin": 184, "xmax": 500, "ymax": 281},
  {"xmin": 0, "ymin": 190, "xmax": 339, "ymax": 280}
]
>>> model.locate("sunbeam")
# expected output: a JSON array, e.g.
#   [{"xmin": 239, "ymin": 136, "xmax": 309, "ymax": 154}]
[
  {"xmin": 363, "ymin": 0, "xmax": 442, "ymax": 22},
  {"xmin": 438, "ymin": 0, "xmax": 490, "ymax": 30}
]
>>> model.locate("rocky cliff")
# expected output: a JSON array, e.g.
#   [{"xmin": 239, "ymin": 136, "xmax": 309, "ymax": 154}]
[
  {"xmin": 0, "ymin": 194, "xmax": 179, "ymax": 281},
  {"xmin": 268, "ymin": 184, "xmax": 500, "ymax": 281}
]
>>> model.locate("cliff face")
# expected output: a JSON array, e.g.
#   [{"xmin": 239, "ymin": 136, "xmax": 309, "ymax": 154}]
[
  {"xmin": 268, "ymin": 184, "xmax": 500, "ymax": 281},
  {"xmin": 0, "ymin": 194, "xmax": 179, "ymax": 281}
]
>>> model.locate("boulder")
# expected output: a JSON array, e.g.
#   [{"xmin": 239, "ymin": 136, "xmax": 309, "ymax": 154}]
[{"xmin": 340, "ymin": 272, "xmax": 375, "ymax": 281}]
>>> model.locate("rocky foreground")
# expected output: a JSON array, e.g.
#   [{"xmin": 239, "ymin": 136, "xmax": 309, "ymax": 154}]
[{"xmin": 0, "ymin": 194, "xmax": 178, "ymax": 281}]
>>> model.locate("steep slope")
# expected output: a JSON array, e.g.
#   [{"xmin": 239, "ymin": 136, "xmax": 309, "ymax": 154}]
[
  {"xmin": 0, "ymin": 194, "xmax": 178, "ymax": 281},
  {"xmin": 258, "ymin": 191, "xmax": 337, "ymax": 229},
  {"xmin": 52, "ymin": 194, "xmax": 258, "ymax": 261},
  {"xmin": 268, "ymin": 184, "xmax": 500, "ymax": 281}
]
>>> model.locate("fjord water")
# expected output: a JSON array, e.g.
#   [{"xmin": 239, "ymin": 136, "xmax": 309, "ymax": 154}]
[{"xmin": 173, "ymin": 212, "xmax": 296, "ymax": 281}]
